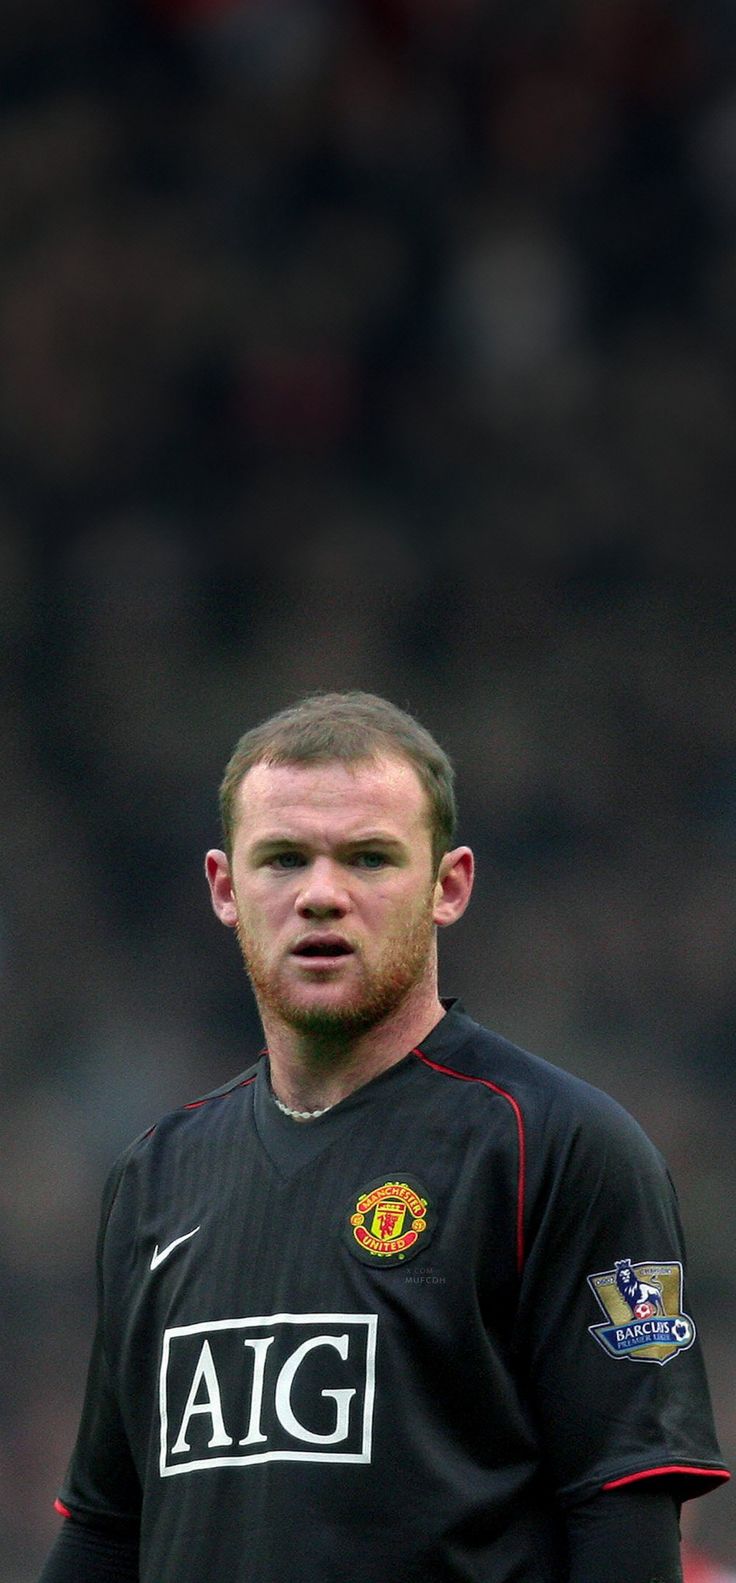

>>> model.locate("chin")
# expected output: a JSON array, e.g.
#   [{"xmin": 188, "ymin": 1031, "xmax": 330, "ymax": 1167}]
[
  {"xmin": 280, "ymin": 996, "xmax": 378, "ymax": 1037},
  {"xmin": 275, "ymin": 976, "xmax": 419, "ymax": 1040}
]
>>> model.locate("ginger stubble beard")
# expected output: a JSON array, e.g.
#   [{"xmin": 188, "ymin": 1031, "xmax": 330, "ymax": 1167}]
[{"xmin": 233, "ymin": 883, "xmax": 439, "ymax": 1046}]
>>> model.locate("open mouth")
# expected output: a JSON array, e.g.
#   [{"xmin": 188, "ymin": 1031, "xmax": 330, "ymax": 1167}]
[{"xmin": 292, "ymin": 938, "xmax": 354, "ymax": 960}]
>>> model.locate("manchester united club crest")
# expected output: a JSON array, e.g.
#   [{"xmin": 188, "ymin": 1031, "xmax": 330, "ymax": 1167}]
[
  {"xmin": 587, "ymin": 1258, "xmax": 696, "ymax": 1365},
  {"xmin": 345, "ymin": 1175, "xmax": 435, "ymax": 1267}
]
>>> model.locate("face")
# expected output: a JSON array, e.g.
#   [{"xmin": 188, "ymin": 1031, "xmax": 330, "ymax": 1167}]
[{"xmin": 206, "ymin": 756, "xmax": 458, "ymax": 1040}]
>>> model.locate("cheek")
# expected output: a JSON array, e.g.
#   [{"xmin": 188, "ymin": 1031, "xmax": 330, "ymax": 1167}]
[
  {"xmin": 369, "ymin": 882, "xmax": 433, "ymax": 934},
  {"xmin": 235, "ymin": 895, "xmax": 277, "ymax": 949},
  {"xmin": 235, "ymin": 876, "xmax": 284, "ymax": 918}
]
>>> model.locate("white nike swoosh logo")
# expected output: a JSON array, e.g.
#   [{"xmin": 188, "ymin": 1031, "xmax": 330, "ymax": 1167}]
[{"xmin": 150, "ymin": 1226, "xmax": 200, "ymax": 1271}]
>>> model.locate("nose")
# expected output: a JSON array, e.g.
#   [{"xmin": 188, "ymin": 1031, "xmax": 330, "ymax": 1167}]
[{"xmin": 295, "ymin": 858, "xmax": 350, "ymax": 919}]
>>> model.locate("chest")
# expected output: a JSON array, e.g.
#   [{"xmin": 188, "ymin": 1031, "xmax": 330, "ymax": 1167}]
[{"xmin": 104, "ymin": 1107, "xmax": 521, "ymax": 1476}]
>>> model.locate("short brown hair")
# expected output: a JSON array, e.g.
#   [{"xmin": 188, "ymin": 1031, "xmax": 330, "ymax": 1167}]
[{"xmin": 218, "ymin": 691, "xmax": 457, "ymax": 872}]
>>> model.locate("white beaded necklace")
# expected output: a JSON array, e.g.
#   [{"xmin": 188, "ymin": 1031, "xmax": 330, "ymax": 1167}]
[{"xmin": 272, "ymin": 1094, "xmax": 334, "ymax": 1121}]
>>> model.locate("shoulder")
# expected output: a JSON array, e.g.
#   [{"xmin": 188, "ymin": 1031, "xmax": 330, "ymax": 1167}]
[
  {"xmin": 423, "ymin": 1006, "xmax": 666, "ymax": 1169},
  {"xmin": 99, "ymin": 1057, "xmax": 265, "ymax": 1226},
  {"xmin": 433, "ymin": 1011, "xmax": 681, "ymax": 1262}
]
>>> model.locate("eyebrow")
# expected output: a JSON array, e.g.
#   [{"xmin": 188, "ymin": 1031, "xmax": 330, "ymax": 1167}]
[{"xmin": 248, "ymin": 832, "xmax": 410, "ymax": 859}]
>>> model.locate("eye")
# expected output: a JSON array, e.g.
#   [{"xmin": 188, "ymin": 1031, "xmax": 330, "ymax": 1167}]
[
  {"xmin": 353, "ymin": 851, "xmax": 389, "ymax": 869},
  {"xmin": 270, "ymin": 851, "xmax": 306, "ymax": 869}
]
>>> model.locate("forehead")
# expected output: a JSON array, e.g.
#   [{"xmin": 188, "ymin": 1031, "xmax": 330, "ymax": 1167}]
[{"xmin": 234, "ymin": 756, "xmax": 430, "ymax": 844}]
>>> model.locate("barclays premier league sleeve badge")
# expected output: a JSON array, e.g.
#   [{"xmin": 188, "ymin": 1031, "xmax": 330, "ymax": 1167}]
[{"xmin": 587, "ymin": 1258, "xmax": 696, "ymax": 1365}]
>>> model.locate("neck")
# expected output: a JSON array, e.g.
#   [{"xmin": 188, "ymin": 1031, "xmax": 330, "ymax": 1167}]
[{"xmin": 261, "ymin": 987, "xmax": 446, "ymax": 1117}]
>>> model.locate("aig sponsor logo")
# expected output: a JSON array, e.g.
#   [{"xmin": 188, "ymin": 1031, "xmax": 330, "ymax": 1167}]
[{"xmin": 159, "ymin": 1313, "xmax": 377, "ymax": 1475}]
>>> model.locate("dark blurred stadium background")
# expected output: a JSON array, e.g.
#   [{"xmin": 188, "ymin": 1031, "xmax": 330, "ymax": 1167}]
[{"xmin": 1, "ymin": 1, "xmax": 735, "ymax": 1577}]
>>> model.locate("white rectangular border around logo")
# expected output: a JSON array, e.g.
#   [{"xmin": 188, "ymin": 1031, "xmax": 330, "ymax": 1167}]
[{"xmin": 159, "ymin": 1312, "xmax": 378, "ymax": 1476}]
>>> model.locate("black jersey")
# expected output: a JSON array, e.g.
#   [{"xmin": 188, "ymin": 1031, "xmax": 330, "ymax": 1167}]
[{"xmin": 56, "ymin": 1002, "xmax": 728, "ymax": 1582}]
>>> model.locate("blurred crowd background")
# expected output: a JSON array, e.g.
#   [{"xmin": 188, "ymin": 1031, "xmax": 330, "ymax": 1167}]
[{"xmin": 1, "ymin": 0, "xmax": 735, "ymax": 1577}]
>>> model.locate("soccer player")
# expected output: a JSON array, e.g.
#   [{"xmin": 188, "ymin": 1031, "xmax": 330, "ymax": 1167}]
[{"xmin": 39, "ymin": 691, "xmax": 729, "ymax": 1582}]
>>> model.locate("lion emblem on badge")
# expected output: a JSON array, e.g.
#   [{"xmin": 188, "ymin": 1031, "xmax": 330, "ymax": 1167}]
[{"xmin": 614, "ymin": 1258, "xmax": 664, "ymax": 1319}]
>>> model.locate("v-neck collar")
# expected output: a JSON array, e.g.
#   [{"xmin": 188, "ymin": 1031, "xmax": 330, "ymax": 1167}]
[{"xmin": 252, "ymin": 998, "xmax": 469, "ymax": 1178}]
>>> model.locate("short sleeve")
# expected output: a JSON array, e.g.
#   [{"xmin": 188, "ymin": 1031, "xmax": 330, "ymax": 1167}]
[
  {"xmin": 55, "ymin": 1156, "xmax": 143, "ymax": 1531},
  {"xmin": 516, "ymin": 1085, "xmax": 729, "ymax": 1507}
]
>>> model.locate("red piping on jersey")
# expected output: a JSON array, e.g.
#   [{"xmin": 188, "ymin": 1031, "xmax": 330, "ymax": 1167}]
[
  {"xmin": 603, "ymin": 1466, "xmax": 730, "ymax": 1491},
  {"xmin": 183, "ymin": 1075, "xmax": 257, "ymax": 1111},
  {"xmin": 139, "ymin": 1075, "xmax": 258, "ymax": 1137},
  {"xmin": 412, "ymin": 1050, "xmax": 527, "ymax": 1274},
  {"xmin": 54, "ymin": 1498, "xmax": 72, "ymax": 1518}
]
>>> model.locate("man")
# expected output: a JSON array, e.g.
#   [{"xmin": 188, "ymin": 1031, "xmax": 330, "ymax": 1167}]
[{"xmin": 40, "ymin": 691, "xmax": 729, "ymax": 1582}]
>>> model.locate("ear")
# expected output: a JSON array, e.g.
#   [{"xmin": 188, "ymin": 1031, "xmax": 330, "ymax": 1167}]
[
  {"xmin": 205, "ymin": 849, "xmax": 239, "ymax": 929},
  {"xmin": 432, "ymin": 846, "xmax": 474, "ymax": 928}
]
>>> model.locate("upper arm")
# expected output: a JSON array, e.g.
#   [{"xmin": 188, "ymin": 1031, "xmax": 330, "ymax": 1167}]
[{"xmin": 517, "ymin": 1088, "xmax": 728, "ymax": 1505}]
